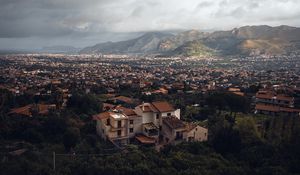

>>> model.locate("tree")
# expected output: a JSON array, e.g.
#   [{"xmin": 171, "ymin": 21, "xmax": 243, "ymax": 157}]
[
  {"xmin": 206, "ymin": 92, "xmax": 227, "ymax": 113},
  {"xmin": 22, "ymin": 128, "xmax": 44, "ymax": 144},
  {"xmin": 63, "ymin": 127, "xmax": 80, "ymax": 151},
  {"xmin": 212, "ymin": 126, "xmax": 241, "ymax": 154},
  {"xmin": 225, "ymin": 93, "xmax": 250, "ymax": 117},
  {"xmin": 67, "ymin": 93, "xmax": 101, "ymax": 115},
  {"xmin": 235, "ymin": 117, "xmax": 262, "ymax": 146},
  {"xmin": 43, "ymin": 114, "xmax": 67, "ymax": 142},
  {"xmin": 206, "ymin": 92, "xmax": 250, "ymax": 117}
]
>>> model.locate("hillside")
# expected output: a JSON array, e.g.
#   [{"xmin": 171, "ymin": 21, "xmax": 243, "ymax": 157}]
[
  {"xmin": 185, "ymin": 25, "xmax": 300, "ymax": 56},
  {"xmin": 80, "ymin": 32, "xmax": 173, "ymax": 54},
  {"xmin": 172, "ymin": 40, "xmax": 217, "ymax": 57},
  {"xmin": 239, "ymin": 39, "xmax": 289, "ymax": 55},
  {"xmin": 81, "ymin": 25, "xmax": 300, "ymax": 56},
  {"xmin": 158, "ymin": 30, "xmax": 208, "ymax": 52}
]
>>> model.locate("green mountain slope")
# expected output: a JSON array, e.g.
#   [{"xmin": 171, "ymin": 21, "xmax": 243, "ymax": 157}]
[
  {"xmin": 158, "ymin": 30, "xmax": 208, "ymax": 52},
  {"xmin": 80, "ymin": 25, "xmax": 300, "ymax": 56},
  {"xmin": 172, "ymin": 40, "xmax": 217, "ymax": 57}
]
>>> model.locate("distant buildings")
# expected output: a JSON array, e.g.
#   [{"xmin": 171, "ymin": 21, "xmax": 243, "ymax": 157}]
[
  {"xmin": 93, "ymin": 101, "xmax": 208, "ymax": 147},
  {"xmin": 255, "ymin": 90, "xmax": 300, "ymax": 116},
  {"xmin": 9, "ymin": 104, "xmax": 56, "ymax": 117}
]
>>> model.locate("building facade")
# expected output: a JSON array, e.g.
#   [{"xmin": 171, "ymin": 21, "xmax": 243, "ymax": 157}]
[
  {"xmin": 255, "ymin": 90, "xmax": 300, "ymax": 116},
  {"xmin": 93, "ymin": 101, "xmax": 208, "ymax": 146}
]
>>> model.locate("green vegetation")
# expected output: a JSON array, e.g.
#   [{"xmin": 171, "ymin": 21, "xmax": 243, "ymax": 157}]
[
  {"xmin": 67, "ymin": 93, "xmax": 102, "ymax": 115},
  {"xmin": 173, "ymin": 41, "xmax": 217, "ymax": 57},
  {"xmin": 1, "ymin": 90, "xmax": 300, "ymax": 175}
]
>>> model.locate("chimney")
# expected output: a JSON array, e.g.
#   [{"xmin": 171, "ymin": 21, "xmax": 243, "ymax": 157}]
[{"xmin": 142, "ymin": 102, "xmax": 145, "ymax": 111}]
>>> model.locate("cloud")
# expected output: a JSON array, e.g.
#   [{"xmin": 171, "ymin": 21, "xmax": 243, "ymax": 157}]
[
  {"xmin": 196, "ymin": 1, "xmax": 214, "ymax": 9},
  {"xmin": 0, "ymin": 0, "xmax": 299, "ymax": 49}
]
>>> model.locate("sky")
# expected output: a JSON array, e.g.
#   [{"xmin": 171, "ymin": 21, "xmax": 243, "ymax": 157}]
[{"xmin": 0, "ymin": 0, "xmax": 300, "ymax": 50}]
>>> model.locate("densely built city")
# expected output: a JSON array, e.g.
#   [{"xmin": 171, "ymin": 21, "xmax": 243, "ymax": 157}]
[
  {"xmin": 1, "ymin": 52, "xmax": 300, "ymax": 174},
  {"xmin": 1, "ymin": 0, "xmax": 300, "ymax": 174}
]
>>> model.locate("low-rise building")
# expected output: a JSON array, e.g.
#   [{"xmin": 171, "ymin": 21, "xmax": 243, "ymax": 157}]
[
  {"xmin": 255, "ymin": 91, "xmax": 294, "ymax": 107},
  {"xmin": 93, "ymin": 101, "xmax": 207, "ymax": 147},
  {"xmin": 254, "ymin": 90, "xmax": 300, "ymax": 116},
  {"xmin": 185, "ymin": 123, "xmax": 208, "ymax": 142}
]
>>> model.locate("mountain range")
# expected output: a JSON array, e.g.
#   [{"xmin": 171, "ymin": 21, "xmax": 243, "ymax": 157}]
[{"xmin": 80, "ymin": 25, "xmax": 300, "ymax": 57}]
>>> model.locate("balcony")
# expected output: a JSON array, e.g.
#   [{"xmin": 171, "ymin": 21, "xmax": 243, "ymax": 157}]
[{"xmin": 143, "ymin": 123, "xmax": 159, "ymax": 137}]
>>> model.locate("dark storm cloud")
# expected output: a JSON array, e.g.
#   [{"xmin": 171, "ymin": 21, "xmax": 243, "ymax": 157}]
[
  {"xmin": 0, "ymin": 0, "xmax": 299, "ymax": 49},
  {"xmin": 0, "ymin": 0, "xmax": 119, "ymax": 38}
]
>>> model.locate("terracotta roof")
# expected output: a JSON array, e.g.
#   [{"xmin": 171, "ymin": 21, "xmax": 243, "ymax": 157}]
[
  {"xmin": 185, "ymin": 123, "xmax": 198, "ymax": 132},
  {"xmin": 93, "ymin": 111, "xmax": 111, "ymax": 120},
  {"xmin": 104, "ymin": 94, "xmax": 116, "ymax": 98},
  {"xmin": 255, "ymin": 103, "xmax": 300, "ymax": 113},
  {"xmin": 38, "ymin": 104, "xmax": 55, "ymax": 114},
  {"xmin": 276, "ymin": 95, "xmax": 293, "ymax": 102},
  {"xmin": 255, "ymin": 104, "xmax": 279, "ymax": 112},
  {"xmin": 9, "ymin": 149, "xmax": 28, "ymax": 156},
  {"xmin": 256, "ymin": 93, "xmax": 274, "ymax": 100},
  {"xmin": 115, "ymin": 106, "xmax": 137, "ymax": 116},
  {"xmin": 228, "ymin": 88, "xmax": 241, "ymax": 92},
  {"xmin": 151, "ymin": 101, "xmax": 175, "ymax": 113},
  {"xmin": 112, "ymin": 96, "xmax": 135, "ymax": 104},
  {"xmin": 153, "ymin": 88, "xmax": 168, "ymax": 94},
  {"xmin": 94, "ymin": 105, "xmax": 139, "ymax": 120},
  {"xmin": 135, "ymin": 135, "xmax": 156, "ymax": 144},
  {"xmin": 232, "ymin": 92, "xmax": 245, "ymax": 96},
  {"xmin": 163, "ymin": 116, "xmax": 186, "ymax": 129},
  {"xmin": 9, "ymin": 105, "xmax": 32, "ymax": 117},
  {"xmin": 138, "ymin": 103, "xmax": 158, "ymax": 113},
  {"xmin": 9, "ymin": 104, "xmax": 56, "ymax": 117},
  {"xmin": 256, "ymin": 92, "xmax": 293, "ymax": 102}
]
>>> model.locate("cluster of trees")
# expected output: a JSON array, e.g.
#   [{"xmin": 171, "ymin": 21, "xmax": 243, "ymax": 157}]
[
  {"xmin": 140, "ymin": 91, "xmax": 250, "ymax": 122},
  {"xmin": 67, "ymin": 93, "xmax": 102, "ymax": 115},
  {"xmin": 1, "ymin": 90, "xmax": 300, "ymax": 175},
  {"xmin": 206, "ymin": 92, "xmax": 250, "ymax": 115},
  {"xmin": 2, "ymin": 113, "xmax": 300, "ymax": 175}
]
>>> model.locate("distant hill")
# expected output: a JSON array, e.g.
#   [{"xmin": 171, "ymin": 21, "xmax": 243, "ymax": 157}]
[
  {"xmin": 80, "ymin": 32, "xmax": 173, "ymax": 54},
  {"xmin": 81, "ymin": 25, "xmax": 300, "ymax": 56},
  {"xmin": 203, "ymin": 25, "xmax": 300, "ymax": 56},
  {"xmin": 177, "ymin": 25, "xmax": 300, "ymax": 56},
  {"xmin": 158, "ymin": 30, "xmax": 208, "ymax": 52},
  {"xmin": 171, "ymin": 40, "xmax": 217, "ymax": 57}
]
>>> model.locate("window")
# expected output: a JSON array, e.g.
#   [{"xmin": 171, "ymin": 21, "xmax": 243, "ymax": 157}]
[
  {"xmin": 175, "ymin": 131, "xmax": 183, "ymax": 140},
  {"xmin": 106, "ymin": 118, "xmax": 110, "ymax": 125},
  {"xmin": 118, "ymin": 121, "xmax": 122, "ymax": 128},
  {"xmin": 167, "ymin": 113, "xmax": 171, "ymax": 116},
  {"xmin": 156, "ymin": 114, "xmax": 159, "ymax": 119},
  {"xmin": 129, "ymin": 120, "xmax": 133, "ymax": 124},
  {"xmin": 129, "ymin": 128, "xmax": 134, "ymax": 133},
  {"xmin": 117, "ymin": 130, "xmax": 122, "ymax": 136}
]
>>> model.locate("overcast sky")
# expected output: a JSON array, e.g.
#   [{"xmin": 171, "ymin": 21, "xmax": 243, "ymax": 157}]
[{"xmin": 0, "ymin": 0, "xmax": 300, "ymax": 50}]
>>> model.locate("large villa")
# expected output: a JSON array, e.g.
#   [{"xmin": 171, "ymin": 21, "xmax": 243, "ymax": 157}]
[{"xmin": 93, "ymin": 101, "xmax": 208, "ymax": 147}]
